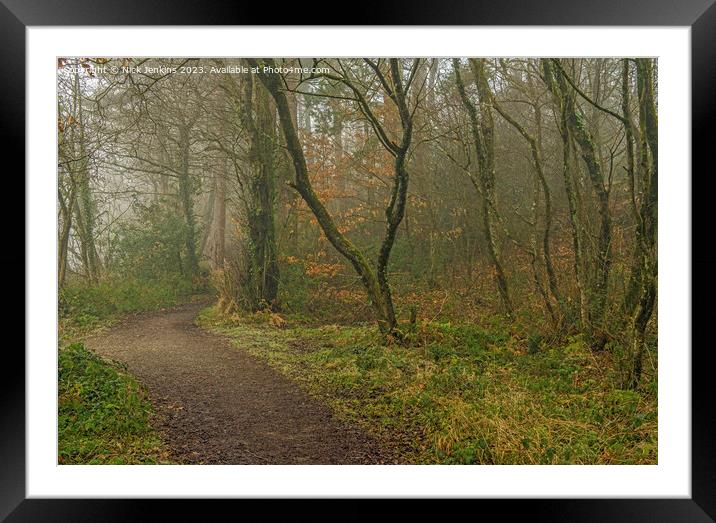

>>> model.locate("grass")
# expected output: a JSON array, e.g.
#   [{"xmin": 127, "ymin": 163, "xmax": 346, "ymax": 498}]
[
  {"xmin": 59, "ymin": 275, "xmax": 204, "ymax": 343},
  {"xmin": 197, "ymin": 307, "xmax": 657, "ymax": 465},
  {"xmin": 58, "ymin": 342, "xmax": 171, "ymax": 464}
]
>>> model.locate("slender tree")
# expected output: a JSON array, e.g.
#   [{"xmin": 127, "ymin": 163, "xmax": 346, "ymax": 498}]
[
  {"xmin": 454, "ymin": 58, "xmax": 514, "ymax": 316},
  {"xmin": 248, "ymin": 58, "xmax": 420, "ymax": 336},
  {"xmin": 490, "ymin": 78, "xmax": 562, "ymax": 325}
]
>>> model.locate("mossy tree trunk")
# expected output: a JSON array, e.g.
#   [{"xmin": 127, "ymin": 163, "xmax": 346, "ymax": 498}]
[
  {"xmin": 213, "ymin": 159, "xmax": 227, "ymax": 269},
  {"xmin": 621, "ymin": 59, "xmax": 643, "ymax": 316},
  {"xmin": 542, "ymin": 59, "xmax": 613, "ymax": 348},
  {"xmin": 626, "ymin": 58, "xmax": 658, "ymax": 389},
  {"xmin": 70, "ymin": 67, "xmax": 101, "ymax": 283},
  {"xmin": 57, "ymin": 182, "xmax": 76, "ymax": 287},
  {"xmin": 249, "ymin": 58, "xmax": 418, "ymax": 337},
  {"xmin": 490, "ymin": 71, "xmax": 563, "ymax": 326},
  {"xmin": 58, "ymin": 99, "xmax": 77, "ymax": 288},
  {"xmin": 454, "ymin": 58, "xmax": 514, "ymax": 316},
  {"xmin": 178, "ymin": 123, "xmax": 198, "ymax": 279},
  {"xmin": 238, "ymin": 71, "xmax": 280, "ymax": 310}
]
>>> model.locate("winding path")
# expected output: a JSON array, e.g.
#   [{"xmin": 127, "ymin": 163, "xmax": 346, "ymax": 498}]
[{"xmin": 85, "ymin": 301, "xmax": 386, "ymax": 464}]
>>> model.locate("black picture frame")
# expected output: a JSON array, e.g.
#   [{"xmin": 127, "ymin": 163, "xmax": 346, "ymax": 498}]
[{"xmin": 5, "ymin": 1, "xmax": 714, "ymax": 520}]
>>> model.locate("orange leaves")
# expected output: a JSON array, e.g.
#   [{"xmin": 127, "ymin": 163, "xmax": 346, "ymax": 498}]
[
  {"xmin": 305, "ymin": 261, "xmax": 342, "ymax": 278},
  {"xmin": 284, "ymin": 250, "xmax": 344, "ymax": 279},
  {"xmin": 333, "ymin": 288, "xmax": 358, "ymax": 300},
  {"xmin": 268, "ymin": 313, "xmax": 287, "ymax": 329},
  {"xmin": 296, "ymin": 249, "xmax": 344, "ymax": 278},
  {"xmin": 58, "ymin": 115, "xmax": 77, "ymax": 134},
  {"xmin": 335, "ymin": 204, "xmax": 369, "ymax": 235}
]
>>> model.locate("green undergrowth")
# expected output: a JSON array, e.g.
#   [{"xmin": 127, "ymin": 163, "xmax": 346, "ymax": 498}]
[
  {"xmin": 59, "ymin": 276, "xmax": 205, "ymax": 343},
  {"xmin": 58, "ymin": 343, "xmax": 170, "ymax": 464},
  {"xmin": 197, "ymin": 306, "xmax": 657, "ymax": 465}
]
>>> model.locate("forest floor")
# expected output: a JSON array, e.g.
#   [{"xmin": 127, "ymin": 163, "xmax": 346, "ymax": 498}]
[
  {"xmin": 73, "ymin": 299, "xmax": 657, "ymax": 465},
  {"xmin": 84, "ymin": 301, "xmax": 391, "ymax": 464},
  {"xmin": 198, "ymin": 306, "xmax": 658, "ymax": 465}
]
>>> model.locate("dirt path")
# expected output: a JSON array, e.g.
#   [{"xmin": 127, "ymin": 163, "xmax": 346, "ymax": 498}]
[{"xmin": 85, "ymin": 302, "xmax": 387, "ymax": 464}]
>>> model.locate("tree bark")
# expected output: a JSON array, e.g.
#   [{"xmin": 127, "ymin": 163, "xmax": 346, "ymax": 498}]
[
  {"xmin": 57, "ymin": 183, "xmax": 76, "ymax": 287},
  {"xmin": 71, "ymin": 66, "xmax": 101, "ymax": 283},
  {"xmin": 550, "ymin": 60, "xmax": 616, "ymax": 349},
  {"xmin": 213, "ymin": 158, "xmax": 227, "ymax": 269},
  {"xmin": 454, "ymin": 58, "xmax": 513, "ymax": 316},
  {"xmin": 238, "ymin": 66, "xmax": 281, "ymax": 309},
  {"xmin": 248, "ymin": 58, "xmax": 415, "ymax": 336},
  {"xmin": 178, "ymin": 124, "xmax": 198, "ymax": 278},
  {"xmin": 627, "ymin": 58, "xmax": 658, "ymax": 389},
  {"xmin": 542, "ymin": 59, "xmax": 590, "ymax": 329},
  {"xmin": 490, "ymin": 86, "xmax": 562, "ymax": 325}
]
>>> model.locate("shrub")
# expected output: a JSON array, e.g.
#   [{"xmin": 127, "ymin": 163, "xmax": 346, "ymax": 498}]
[
  {"xmin": 107, "ymin": 200, "xmax": 189, "ymax": 281},
  {"xmin": 59, "ymin": 275, "xmax": 198, "ymax": 325}
]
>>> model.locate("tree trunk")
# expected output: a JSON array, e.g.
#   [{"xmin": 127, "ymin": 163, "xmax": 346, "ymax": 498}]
[
  {"xmin": 178, "ymin": 124, "xmax": 198, "ymax": 278},
  {"xmin": 249, "ymin": 58, "xmax": 415, "ymax": 336},
  {"xmin": 214, "ymin": 158, "xmax": 227, "ymax": 269},
  {"xmin": 627, "ymin": 58, "xmax": 658, "ymax": 389},
  {"xmin": 199, "ymin": 170, "xmax": 217, "ymax": 259},
  {"xmin": 490, "ymin": 83, "xmax": 562, "ymax": 325},
  {"xmin": 454, "ymin": 58, "xmax": 513, "ymax": 316},
  {"xmin": 621, "ymin": 59, "xmax": 642, "ymax": 316},
  {"xmin": 542, "ymin": 59, "xmax": 599, "ymax": 339},
  {"xmin": 239, "ymin": 68, "xmax": 280, "ymax": 309},
  {"xmin": 57, "ymin": 107, "xmax": 77, "ymax": 288},
  {"xmin": 549, "ymin": 59, "xmax": 612, "ymax": 349},
  {"xmin": 57, "ymin": 184, "xmax": 76, "ymax": 287},
  {"xmin": 71, "ymin": 67, "xmax": 101, "ymax": 283}
]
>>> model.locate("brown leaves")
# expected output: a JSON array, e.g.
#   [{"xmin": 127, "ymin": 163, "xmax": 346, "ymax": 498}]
[
  {"xmin": 268, "ymin": 313, "xmax": 287, "ymax": 329},
  {"xmin": 57, "ymin": 115, "xmax": 77, "ymax": 133},
  {"xmin": 80, "ymin": 61, "xmax": 95, "ymax": 77}
]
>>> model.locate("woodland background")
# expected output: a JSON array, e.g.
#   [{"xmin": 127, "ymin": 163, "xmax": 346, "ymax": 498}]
[{"xmin": 57, "ymin": 57, "xmax": 658, "ymax": 464}]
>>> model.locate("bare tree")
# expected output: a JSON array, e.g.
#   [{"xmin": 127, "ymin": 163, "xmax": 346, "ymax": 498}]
[
  {"xmin": 454, "ymin": 58, "xmax": 513, "ymax": 316},
  {"xmin": 249, "ymin": 58, "xmax": 422, "ymax": 336}
]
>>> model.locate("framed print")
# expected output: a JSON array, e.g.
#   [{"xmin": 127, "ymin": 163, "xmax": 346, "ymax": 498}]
[{"xmin": 5, "ymin": 0, "xmax": 715, "ymax": 520}]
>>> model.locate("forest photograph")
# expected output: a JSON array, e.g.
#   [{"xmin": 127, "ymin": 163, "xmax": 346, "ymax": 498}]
[{"xmin": 57, "ymin": 56, "xmax": 658, "ymax": 465}]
